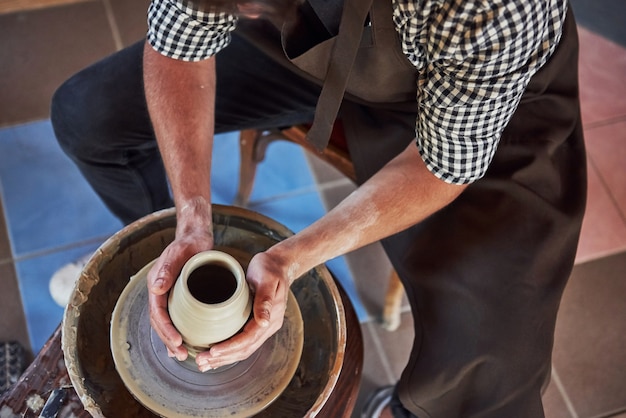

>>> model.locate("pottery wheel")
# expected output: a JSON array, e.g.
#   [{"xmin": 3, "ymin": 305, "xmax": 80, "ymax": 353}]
[{"xmin": 110, "ymin": 254, "xmax": 304, "ymax": 418}]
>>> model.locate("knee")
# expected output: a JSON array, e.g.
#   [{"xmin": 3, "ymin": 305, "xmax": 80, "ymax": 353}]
[
  {"xmin": 51, "ymin": 68, "xmax": 123, "ymax": 160},
  {"xmin": 51, "ymin": 72, "xmax": 96, "ymax": 157}
]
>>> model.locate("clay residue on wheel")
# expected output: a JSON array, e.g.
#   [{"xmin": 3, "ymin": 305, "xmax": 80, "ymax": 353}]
[{"xmin": 63, "ymin": 206, "xmax": 346, "ymax": 417}]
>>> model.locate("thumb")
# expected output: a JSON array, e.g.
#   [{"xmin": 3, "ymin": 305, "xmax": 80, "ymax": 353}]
[
  {"xmin": 253, "ymin": 293, "xmax": 273, "ymax": 328},
  {"xmin": 148, "ymin": 260, "xmax": 177, "ymax": 295}
]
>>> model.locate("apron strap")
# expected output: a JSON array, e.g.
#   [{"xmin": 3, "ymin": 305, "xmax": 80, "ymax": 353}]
[{"xmin": 306, "ymin": 0, "xmax": 374, "ymax": 151}]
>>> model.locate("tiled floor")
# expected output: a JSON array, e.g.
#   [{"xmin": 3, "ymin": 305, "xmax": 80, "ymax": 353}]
[{"xmin": 1, "ymin": 1, "xmax": 625, "ymax": 417}]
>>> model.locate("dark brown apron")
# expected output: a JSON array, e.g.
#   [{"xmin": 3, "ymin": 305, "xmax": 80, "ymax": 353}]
[{"xmin": 241, "ymin": 1, "xmax": 587, "ymax": 416}]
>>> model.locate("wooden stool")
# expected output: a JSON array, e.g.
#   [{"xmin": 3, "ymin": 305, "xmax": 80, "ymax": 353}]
[{"xmin": 236, "ymin": 124, "xmax": 405, "ymax": 331}]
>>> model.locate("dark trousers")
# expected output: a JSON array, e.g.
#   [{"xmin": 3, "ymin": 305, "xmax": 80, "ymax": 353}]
[
  {"xmin": 51, "ymin": 10, "xmax": 586, "ymax": 417},
  {"xmin": 51, "ymin": 33, "xmax": 322, "ymax": 225}
]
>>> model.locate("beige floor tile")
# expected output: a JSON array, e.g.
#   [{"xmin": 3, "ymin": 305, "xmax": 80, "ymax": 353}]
[
  {"xmin": 370, "ymin": 311, "xmax": 414, "ymax": 380},
  {"xmin": 575, "ymin": 155, "xmax": 626, "ymax": 264},
  {"xmin": 552, "ymin": 252, "xmax": 626, "ymax": 417},
  {"xmin": 543, "ymin": 379, "xmax": 574, "ymax": 418},
  {"xmin": 0, "ymin": 2, "xmax": 117, "ymax": 127},
  {"xmin": 584, "ymin": 120, "xmax": 626, "ymax": 221},
  {"xmin": 305, "ymin": 151, "xmax": 352, "ymax": 185},
  {"xmin": 0, "ymin": 0, "xmax": 92, "ymax": 15},
  {"xmin": 352, "ymin": 321, "xmax": 397, "ymax": 417},
  {"xmin": 577, "ymin": 27, "xmax": 626, "ymax": 126},
  {"xmin": 108, "ymin": 0, "xmax": 150, "ymax": 48}
]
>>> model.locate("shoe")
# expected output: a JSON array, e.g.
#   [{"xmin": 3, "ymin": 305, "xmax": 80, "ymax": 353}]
[
  {"xmin": 49, "ymin": 253, "xmax": 92, "ymax": 307},
  {"xmin": 362, "ymin": 385, "xmax": 395, "ymax": 418}
]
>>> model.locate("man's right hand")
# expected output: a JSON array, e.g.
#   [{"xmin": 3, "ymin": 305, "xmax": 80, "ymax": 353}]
[
  {"xmin": 146, "ymin": 205, "xmax": 214, "ymax": 362},
  {"xmin": 143, "ymin": 40, "xmax": 218, "ymax": 362}
]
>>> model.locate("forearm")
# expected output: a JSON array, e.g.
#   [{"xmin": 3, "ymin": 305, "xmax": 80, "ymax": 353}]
[
  {"xmin": 268, "ymin": 143, "xmax": 468, "ymax": 283},
  {"xmin": 143, "ymin": 41, "xmax": 215, "ymax": 231}
]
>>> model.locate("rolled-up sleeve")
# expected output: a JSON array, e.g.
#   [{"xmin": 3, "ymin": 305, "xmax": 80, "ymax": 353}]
[
  {"xmin": 147, "ymin": 0, "xmax": 237, "ymax": 61},
  {"xmin": 395, "ymin": 0, "xmax": 567, "ymax": 184}
]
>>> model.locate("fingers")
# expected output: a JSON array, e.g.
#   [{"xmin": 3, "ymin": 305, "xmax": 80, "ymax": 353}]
[
  {"xmin": 147, "ymin": 258, "xmax": 178, "ymax": 296},
  {"xmin": 254, "ymin": 297, "xmax": 273, "ymax": 328},
  {"xmin": 193, "ymin": 287, "xmax": 287, "ymax": 371},
  {"xmin": 145, "ymin": 229, "xmax": 214, "ymax": 365},
  {"xmin": 193, "ymin": 253, "xmax": 291, "ymax": 371},
  {"xmin": 248, "ymin": 258, "xmax": 289, "ymax": 321},
  {"xmin": 145, "ymin": 245, "xmax": 196, "ymax": 360},
  {"xmin": 195, "ymin": 319, "xmax": 277, "ymax": 371},
  {"xmin": 146, "ymin": 246, "xmax": 291, "ymax": 372},
  {"xmin": 148, "ymin": 291, "xmax": 188, "ymax": 361}
]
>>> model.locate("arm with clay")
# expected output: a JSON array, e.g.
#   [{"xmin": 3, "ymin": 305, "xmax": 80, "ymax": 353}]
[
  {"xmin": 195, "ymin": 141, "xmax": 468, "ymax": 370},
  {"xmin": 143, "ymin": 41, "xmax": 217, "ymax": 362}
]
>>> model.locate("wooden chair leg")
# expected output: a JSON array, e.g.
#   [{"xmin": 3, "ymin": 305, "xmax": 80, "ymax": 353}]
[
  {"xmin": 235, "ymin": 129, "xmax": 263, "ymax": 207},
  {"xmin": 381, "ymin": 270, "xmax": 404, "ymax": 331},
  {"xmin": 235, "ymin": 128, "xmax": 293, "ymax": 206}
]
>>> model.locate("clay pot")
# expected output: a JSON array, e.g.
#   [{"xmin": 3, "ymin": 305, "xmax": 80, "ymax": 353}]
[{"xmin": 168, "ymin": 250, "xmax": 251, "ymax": 356}]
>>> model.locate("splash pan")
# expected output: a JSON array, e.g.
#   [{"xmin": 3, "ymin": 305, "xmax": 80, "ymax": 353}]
[{"xmin": 62, "ymin": 205, "xmax": 346, "ymax": 417}]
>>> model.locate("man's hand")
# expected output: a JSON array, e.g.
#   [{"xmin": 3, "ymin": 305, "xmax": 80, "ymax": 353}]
[
  {"xmin": 147, "ymin": 226, "xmax": 214, "ymax": 362},
  {"xmin": 194, "ymin": 251, "xmax": 291, "ymax": 371},
  {"xmin": 143, "ymin": 41, "xmax": 219, "ymax": 364}
]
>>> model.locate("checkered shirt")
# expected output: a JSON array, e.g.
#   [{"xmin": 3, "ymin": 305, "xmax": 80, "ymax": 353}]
[{"xmin": 147, "ymin": 0, "xmax": 568, "ymax": 184}]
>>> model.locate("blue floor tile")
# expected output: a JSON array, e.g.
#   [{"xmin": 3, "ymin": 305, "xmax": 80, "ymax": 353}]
[
  {"xmin": 0, "ymin": 120, "xmax": 122, "ymax": 257},
  {"xmin": 15, "ymin": 243, "xmax": 102, "ymax": 353},
  {"xmin": 211, "ymin": 132, "xmax": 243, "ymax": 205},
  {"xmin": 249, "ymin": 140, "xmax": 317, "ymax": 201},
  {"xmin": 211, "ymin": 132, "xmax": 317, "ymax": 205}
]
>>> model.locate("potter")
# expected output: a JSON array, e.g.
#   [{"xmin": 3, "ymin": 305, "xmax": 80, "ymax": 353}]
[{"xmin": 168, "ymin": 250, "xmax": 252, "ymax": 357}]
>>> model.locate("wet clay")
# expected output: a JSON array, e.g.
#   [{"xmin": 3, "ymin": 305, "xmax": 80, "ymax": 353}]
[{"xmin": 169, "ymin": 250, "xmax": 252, "ymax": 353}]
